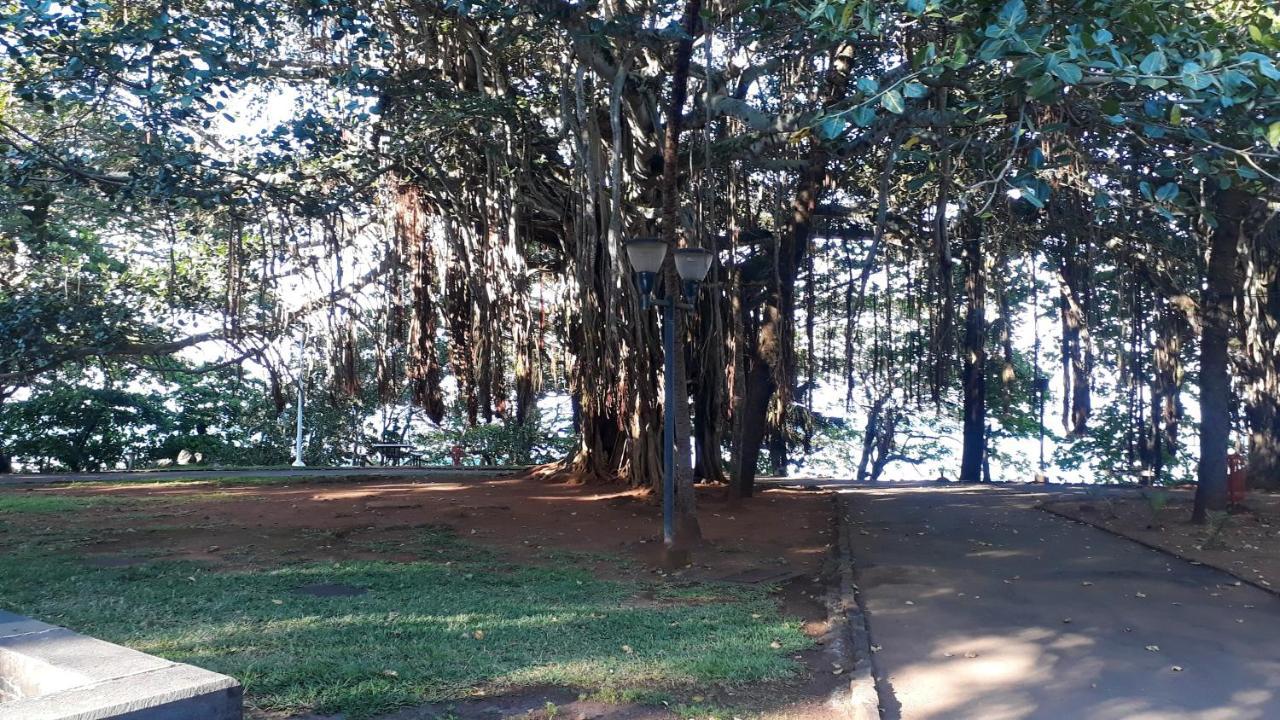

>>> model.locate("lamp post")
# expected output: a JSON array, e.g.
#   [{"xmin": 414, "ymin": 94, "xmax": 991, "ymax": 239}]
[{"xmin": 624, "ymin": 238, "xmax": 714, "ymax": 557}]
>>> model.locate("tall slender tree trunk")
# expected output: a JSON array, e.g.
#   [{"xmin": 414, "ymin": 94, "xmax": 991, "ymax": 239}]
[
  {"xmin": 657, "ymin": 0, "xmax": 703, "ymax": 549},
  {"xmin": 959, "ymin": 218, "xmax": 986, "ymax": 484},
  {"xmin": 1153, "ymin": 295, "xmax": 1185, "ymax": 469},
  {"xmin": 930, "ymin": 88, "xmax": 954, "ymax": 406},
  {"xmin": 1193, "ymin": 188, "xmax": 1249, "ymax": 523},
  {"xmin": 1059, "ymin": 229, "xmax": 1092, "ymax": 437}
]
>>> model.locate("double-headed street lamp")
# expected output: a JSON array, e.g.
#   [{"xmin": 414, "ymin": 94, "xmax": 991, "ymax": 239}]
[{"xmin": 624, "ymin": 238, "xmax": 713, "ymax": 558}]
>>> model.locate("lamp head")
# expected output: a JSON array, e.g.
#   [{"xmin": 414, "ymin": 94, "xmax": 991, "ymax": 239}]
[
  {"xmin": 625, "ymin": 238, "xmax": 667, "ymax": 306},
  {"xmin": 672, "ymin": 248, "xmax": 713, "ymax": 300}
]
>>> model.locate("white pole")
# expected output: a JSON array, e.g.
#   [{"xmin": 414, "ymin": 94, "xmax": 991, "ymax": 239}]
[{"xmin": 292, "ymin": 337, "xmax": 306, "ymax": 468}]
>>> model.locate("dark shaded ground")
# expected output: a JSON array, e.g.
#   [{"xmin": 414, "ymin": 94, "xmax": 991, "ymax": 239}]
[
  {"xmin": 1042, "ymin": 487, "xmax": 1280, "ymax": 595},
  {"xmin": 843, "ymin": 484, "xmax": 1280, "ymax": 720}
]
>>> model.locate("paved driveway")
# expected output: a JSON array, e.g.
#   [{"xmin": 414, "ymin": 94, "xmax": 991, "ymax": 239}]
[{"xmin": 843, "ymin": 484, "xmax": 1280, "ymax": 720}]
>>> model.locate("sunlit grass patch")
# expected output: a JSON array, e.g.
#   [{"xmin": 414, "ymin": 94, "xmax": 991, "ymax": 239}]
[
  {"xmin": 0, "ymin": 492, "xmax": 129, "ymax": 515},
  {"xmin": 0, "ymin": 528, "xmax": 810, "ymax": 719}
]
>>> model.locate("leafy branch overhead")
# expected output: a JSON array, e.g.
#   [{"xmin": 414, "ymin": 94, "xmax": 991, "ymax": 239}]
[{"xmin": 0, "ymin": 0, "xmax": 1277, "ymax": 514}]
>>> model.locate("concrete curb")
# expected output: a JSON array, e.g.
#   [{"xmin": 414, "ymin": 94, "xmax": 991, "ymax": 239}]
[
  {"xmin": 0, "ymin": 609, "xmax": 241, "ymax": 719},
  {"xmin": 831, "ymin": 494, "xmax": 882, "ymax": 720},
  {"xmin": 1038, "ymin": 503, "xmax": 1280, "ymax": 601}
]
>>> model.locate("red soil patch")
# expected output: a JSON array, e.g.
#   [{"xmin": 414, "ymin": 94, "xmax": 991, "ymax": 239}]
[{"xmin": 2, "ymin": 476, "xmax": 834, "ymax": 580}]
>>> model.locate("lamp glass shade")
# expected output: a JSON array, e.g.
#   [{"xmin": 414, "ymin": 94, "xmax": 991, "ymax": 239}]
[
  {"xmin": 672, "ymin": 248, "xmax": 713, "ymax": 282},
  {"xmin": 625, "ymin": 238, "xmax": 668, "ymax": 274}
]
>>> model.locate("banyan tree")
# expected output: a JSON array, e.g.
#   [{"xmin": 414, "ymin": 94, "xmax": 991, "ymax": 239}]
[{"xmin": 2, "ymin": 0, "xmax": 1279, "ymax": 526}]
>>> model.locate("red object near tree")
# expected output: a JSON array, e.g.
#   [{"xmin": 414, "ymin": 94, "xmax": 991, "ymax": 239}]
[
  {"xmin": 1227, "ymin": 453, "xmax": 1247, "ymax": 505},
  {"xmin": 451, "ymin": 445, "xmax": 464, "ymax": 467}
]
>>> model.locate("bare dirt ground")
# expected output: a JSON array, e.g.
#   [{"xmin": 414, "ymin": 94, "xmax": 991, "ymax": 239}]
[
  {"xmin": 1041, "ymin": 487, "xmax": 1280, "ymax": 594},
  {"xmin": 10, "ymin": 476, "xmax": 833, "ymax": 580},
  {"xmin": 1, "ymin": 475, "xmax": 851, "ymax": 720}
]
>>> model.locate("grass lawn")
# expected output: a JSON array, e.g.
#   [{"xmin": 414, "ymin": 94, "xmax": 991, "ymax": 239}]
[
  {"xmin": 0, "ymin": 489, "xmax": 816, "ymax": 720},
  {"xmin": 0, "ymin": 492, "xmax": 130, "ymax": 514}
]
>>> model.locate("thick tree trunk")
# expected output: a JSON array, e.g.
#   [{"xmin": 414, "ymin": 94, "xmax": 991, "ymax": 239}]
[
  {"xmin": 868, "ymin": 408, "xmax": 900, "ymax": 482},
  {"xmin": 959, "ymin": 219, "xmax": 986, "ymax": 484},
  {"xmin": 693, "ymin": 379, "xmax": 723, "ymax": 482},
  {"xmin": 1194, "ymin": 188, "xmax": 1249, "ymax": 523},
  {"xmin": 730, "ymin": 361, "xmax": 774, "ymax": 499},
  {"xmin": 1246, "ymin": 399, "xmax": 1280, "ymax": 489},
  {"xmin": 731, "ymin": 43, "xmax": 856, "ymax": 496},
  {"xmin": 1241, "ymin": 208, "xmax": 1280, "ymax": 490},
  {"xmin": 856, "ymin": 394, "xmax": 887, "ymax": 483}
]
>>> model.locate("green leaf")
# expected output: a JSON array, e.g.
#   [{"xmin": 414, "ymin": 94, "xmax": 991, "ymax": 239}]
[
  {"xmin": 1268, "ymin": 121, "xmax": 1280, "ymax": 149},
  {"xmin": 1092, "ymin": 28, "xmax": 1112, "ymax": 45},
  {"xmin": 1179, "ymin": 61, "xmax": 1211, "ymax": 90},
  {"xmin": 852, "ymin": 106, "xmax": 877, "ymax": 127},
  {"xmin": 1155, "ymin": 182, "xmax": 1179, "ymax": 202},
  {"xmin": 1139, "ymin": 50, "xmax": 1167, "ymax": 75},
  {"xmin": 1029, "ymin": 74, "xmax": 1058, "ymax": 99},
  {"xmin": 1052, "ymin": 63, "xmax": 1083, "ymax": 85},
  {"xmin": 903, "ymin": 82, "xmax": 929, "ymax": 98},
  {"xmin": 998, "ymin": 0, "xmax": 1026, "ymax": 26},
  {"xmin": 818, "ymin": 115, "xmax": 847, "ymax": 140},
  {"xmin": 857, "ymin": 76, "xmax": 879, "ymax": 94},
  {"xmin": 906, "ymin": 0, "xmax": 926, "ymax": 15},
  {"xmin": 1259, "ymin": 57, "xmax": 1280, "ymax": 81},
  {"xmin": 881, "ymin": 90, "xmax": 905, "ymax": 114}
]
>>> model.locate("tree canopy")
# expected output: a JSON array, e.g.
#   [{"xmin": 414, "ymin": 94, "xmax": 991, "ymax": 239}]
[{"xmin": 2, "ymin": 0, "xmax": 1278, "ymax": 529}]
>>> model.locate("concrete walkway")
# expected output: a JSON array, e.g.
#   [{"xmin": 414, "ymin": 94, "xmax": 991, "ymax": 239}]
[{"xmin": 843, "ymin": 484, "xmax": 1280, "ymax": 720}]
